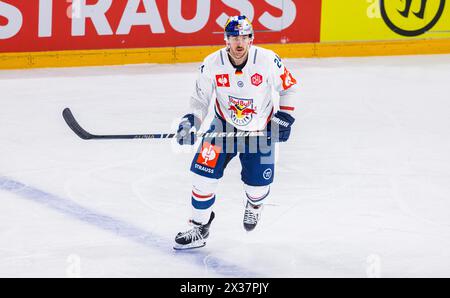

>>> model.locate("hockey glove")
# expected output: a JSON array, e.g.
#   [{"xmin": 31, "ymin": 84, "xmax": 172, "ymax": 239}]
[
  {"xmin": 176, "ymin": 114, "xmax": 201, "ymax": 145},
  {"xmin": 269, "ymin": 111, "xmax": 295, "ymax": 143}
]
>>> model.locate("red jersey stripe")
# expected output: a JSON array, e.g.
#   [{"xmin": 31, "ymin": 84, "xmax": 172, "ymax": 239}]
[{"xmin": 280, "ymin": 106, "xmax": 295, "ymax": 111}]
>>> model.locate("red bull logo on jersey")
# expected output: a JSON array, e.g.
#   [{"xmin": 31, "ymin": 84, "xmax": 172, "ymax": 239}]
[{"xmin": 228, "ymin": 96, "xmax": 257, "ymax": 126}]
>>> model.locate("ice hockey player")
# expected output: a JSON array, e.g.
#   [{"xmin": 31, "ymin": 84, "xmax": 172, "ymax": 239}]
[{"xmin": 174, "ymin": 16, "xmax": 298, "ymax": 250}]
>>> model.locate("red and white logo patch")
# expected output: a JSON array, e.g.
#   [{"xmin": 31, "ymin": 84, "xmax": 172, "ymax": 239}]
[
  {"xmin": 228, "ymin": 96, "xmax": 257, "ymax": 126},
  {"xmin": 216, "ymin": 74, "xmax": 230, "ymax": 87},
  {"xmin": 280, "ymin": 67, "xmax": 297, "ymax": 90},
  {"xmin": 196, "ymin": 142, "xmax": 221, "ymax": 168},
  {"xmin": 251, "ymin": 73, "xmax": 263, "ymax": 87}
]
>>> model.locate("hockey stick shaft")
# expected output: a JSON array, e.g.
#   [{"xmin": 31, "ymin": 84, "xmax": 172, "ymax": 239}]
[
  {"xmin": 62, "ymin": 108, "xmax": 174, "ymax": 140},
  {"xmin": 62, "ymin": 108, "xmax": 268, "ymax": 140}
]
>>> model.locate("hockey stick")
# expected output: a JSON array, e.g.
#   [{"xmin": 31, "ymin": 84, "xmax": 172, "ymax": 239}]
[{"xmin": 62, "ymin": 108, "xmax": 268, "ymax": 140}]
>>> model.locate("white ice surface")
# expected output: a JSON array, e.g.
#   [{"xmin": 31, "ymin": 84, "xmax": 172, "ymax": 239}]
[{"xmin": 0, "ymin": 54, "xmax": 450, "ymax": 277}]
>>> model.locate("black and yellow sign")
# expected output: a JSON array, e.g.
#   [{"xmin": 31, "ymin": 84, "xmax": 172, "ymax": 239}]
[
  {"xmin": 321, "ymin": 0, "xmax": 450, "ymax": 42},
  {"xmin": 380, "ymin": 0, "xmax": 446, "ymax": 36}
]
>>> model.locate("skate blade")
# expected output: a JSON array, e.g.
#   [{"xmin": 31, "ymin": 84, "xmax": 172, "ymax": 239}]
[
  {"xmin": 173, "ymin": 242, "xmax": 206, "ymax": 251},
  {"xmin": 243, "ymin": 223, "xmax": 257, "ymax": 232}
]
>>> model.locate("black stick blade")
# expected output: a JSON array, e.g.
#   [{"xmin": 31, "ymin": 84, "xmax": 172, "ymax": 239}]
[{"xmin": 62, "ymin": 108, "xmax": 95, "ymax": 140}]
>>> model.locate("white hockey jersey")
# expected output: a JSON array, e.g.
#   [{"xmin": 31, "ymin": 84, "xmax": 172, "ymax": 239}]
[{"xmin": 189, "ymin": 45, "xmax": 298, "ymax": 132}]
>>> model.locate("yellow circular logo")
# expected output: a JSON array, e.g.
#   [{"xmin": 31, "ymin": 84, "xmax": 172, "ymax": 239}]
[{"xmin": 380, "ymin": 0, "xmax": 446, "ymax": 36}]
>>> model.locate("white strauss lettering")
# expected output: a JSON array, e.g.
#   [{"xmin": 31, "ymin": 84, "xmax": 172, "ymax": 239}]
[
  {"xmin": 0, "ymin": 1, "xmax": 22, "ymax": 39},
  {"xmin": 168, "ymin": 0, "xmax": 210, "ymax": 33},
  {"xmin": 259, "ymin": 0, "xmax": 297, "ymax": 31},
  {"xmin": 216, "ymin": 0, "xmax": 255, "ymax": 27},
  {"xmin": 39, "ymin": 0, "xmax": 52, "ymax": 37},
  {"xmin": 72, "ymin": 0, "xmax": 113, "ymax": 36},
  {"xmin": 116, "ymin": 0, "xmax": 164, "ymax": 35},
  {"xmin": 0, "ymin": 0, "xmax": 298, "ymax": 39}
]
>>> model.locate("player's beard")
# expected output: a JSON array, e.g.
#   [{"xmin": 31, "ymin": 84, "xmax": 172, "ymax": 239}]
[{"xmin": 228, "ymin": 44, "xmax": 250, "ymax": 63}]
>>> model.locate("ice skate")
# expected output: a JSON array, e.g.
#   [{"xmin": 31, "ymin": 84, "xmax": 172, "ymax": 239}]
[
  {"xmin": 243, "ymin": 201, "xmax": 263, "ymax": 231},
  {"xmin": 174, "ymin": 212, "xmax": 215, "ymax": 250}
]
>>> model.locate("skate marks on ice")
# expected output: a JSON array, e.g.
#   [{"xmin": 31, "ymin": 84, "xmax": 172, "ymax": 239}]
[
  {"xmin": 0, "ymin": 176, "xmax": 261, "ymax": 277},
  {"xmin": 361, "ymin": 96, "xmax": 450, "ymax": 228}
]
